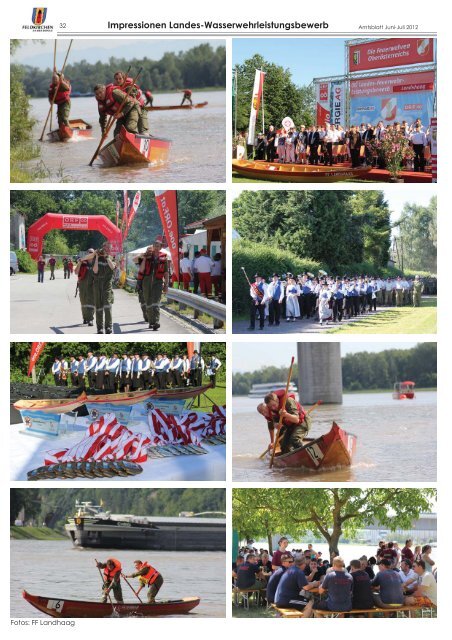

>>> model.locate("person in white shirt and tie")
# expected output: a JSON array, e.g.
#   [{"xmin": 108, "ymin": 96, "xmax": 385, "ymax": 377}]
[
  {"xmin": 51, "ymin": 357, "xmax": 62, "ymax": 386},
  {"xmin": 85, "ymin": 351, "xmax": 98, "ymax": 389},
  {"xmin": 170, "ymin": 353, "xmax": 184, "ymax": 387},
  {"xmin": 409, "ymin": 124, "xmax": 427, "ymax": 172},
  {"xmin": 207, "ymin": 355, "xmax": 222, "ymax": 388},
  {"xmin": 140, "ymin": 352, "xmax": 153, "ymax": 390},
  {"xmin": 105, "ymin": 353, "xmax": 120, "ymax": 391},
  {"xmin": 154, "ymin": 353, "xmax": 170, "ymax": 389}
]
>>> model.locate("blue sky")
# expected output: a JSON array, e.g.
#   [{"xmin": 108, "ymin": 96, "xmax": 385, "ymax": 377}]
[
  {"xmin": 233, "ymin": 38, "xmax": 347, "ymax": 86},
  {"xmin": 232, "ymin": 342, "xmax": 422, "ymax": 372}
]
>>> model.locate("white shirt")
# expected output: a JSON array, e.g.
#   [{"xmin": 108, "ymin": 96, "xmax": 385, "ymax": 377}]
[
  {"xmin": 250, "ymin": 282, "xmax": 268, "ymax": 302},
  {"xmin": 208, "ymin": 357, "xmax": 222, "ymax": 372},
  {"xmin": 106, "ymin": 357, "xmax": 120, "ymax": 374},
  {"xmin": 410, "ymin": 131, "xmax": 427, "ymax": 145},
  {"xmin": 95, "ymin": 357, "xmax": 107, "ymax": 372},
  {"xmin": 211, "ymin": 261, "xmax": 222, "ymax": 276},
  {"xmin": 85, "ymin": 356, "xmax": 98, "ymax": 372},
  {"xmin": 267, "ymin": 280, "xmax": 284, "ymax": 303},
  {"xmin": 77, "ymin": 359, "xmax": 86, "ymax": 375},
  {"xmin": 51, "ymin": 362, "xmax": 61, "ymax": 374},
  {"xmin": 419, "ymin": 572, "xmax": 437, "ymax": 605},
  {"xmin": 180, "ymin": 257, "xmax": 193, "ymax": 274},
  {"xmin": 194, "ymin": 255, "xmax": 214, "ymax": 274},
  {"xmin": 120, "ymin": 358, "xmax": 131, "ymax": 373},
  {"xmin": 141, "ymin": 358, "xmax": 152, "ymax": 372}
]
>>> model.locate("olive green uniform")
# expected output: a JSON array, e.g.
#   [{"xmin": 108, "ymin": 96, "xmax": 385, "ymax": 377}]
[
  {"xmin": 396, "ymin": 287, "xmax": 403, "ymax": 306},
  {"xmin": 413, "ymin": 280, "xmax": 424, "ymax": 307},
  {"xmin": 78, "ymin": 262, "xmax": 95, "ymax": 323},
  {"xmin": 93, "ymin": 257, "xmax": 115, "ymax": 333},
  {"xmin": 131, "ymin": 566, "xmax": 164, "ymax": 603},
  {"xmin": 97, "ymin": 563, "xmax": 123, "ymax": 604},
  {"xmin": 267, "ymin": 397, "xmax": 312, "ymax": 454},
  {"xmin": 142, "ymin": 257, "xmax": 168, "ymax": 328},
  {"xmin": 57, "ymin": 101, "xmax": 71, "ymax": 127},
  {"xmin": 99, "ymin": 89, "xmax": 143, "ymax": 137}
]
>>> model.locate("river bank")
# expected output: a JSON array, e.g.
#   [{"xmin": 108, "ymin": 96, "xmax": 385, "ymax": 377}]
[{"xmin": 10, "ymin": 526, "xmax": 66, "ymax": 541}]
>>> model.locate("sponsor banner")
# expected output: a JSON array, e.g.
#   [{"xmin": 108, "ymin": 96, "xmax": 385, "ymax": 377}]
[
  {"xmin": 247, "ymin": 70, "xmax": 265, "ymax": 145},
  {"xmin": 430, "ymin": 117, "xmax": 437, "ymax": 183},
  {"xmin": 330, "ymin": 81, "xmax": 346, "ymax": 127},
  {"xmin": 316, "ymin": 81, "xmax": 330, "ymax": 126},
  {"xmin": 155, "ymin": 190, "xmax": 180, "ymax": 279},
  {"xmin": 61, "ymin": 216, "xmax": 89, "ymax": 230},
  {"xmin": 28, "ymin": 342, "xmax": 46, "ymax": 376},
  {"xmin": 124, "ymin": 191, "xmax": 141, "ymax": 240},
  {"xmin": 348, "ymin": 38, "xmax": 434, "ymax": 73},
  {"xmin": 350, "ymin": 71, "xmax": 435, "ymax": 126}
]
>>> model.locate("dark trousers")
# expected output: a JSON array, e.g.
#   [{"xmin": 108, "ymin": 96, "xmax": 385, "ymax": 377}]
[
  {"xmin": 353, "ymin": 297, "xmax": 360, "ymax": 316},
  {"xmin": 309, "ymin": 144, "xmax": 319, "ymax": 165},
  {"xmin": 70, "ymin": 372, "xmax": 78, "ymax": 387},
  {"xmin": 95, "ymin": 371, "xmax": 105, "ymax": 389},
  {"xmin": 332, "ymin": 299, "xmax": 343, "ymax": 322},
  {"xmin": 413, "ymin": 144, "xmax": 425, "ymax": 171},
  {"xmin": 266, "ymin": 144, "xmax": 276, "ymax": 162},
  {"xmin": 249, "ymin": 301, "xmax": 265, "ymax": 329},
  {"xmin": 141, "ymin": 371, "xmax": 151, "ymax": 389},
  {"xmin": 350, "ymin": 148, "xmax": 360, "ymax": 167},
  {"xmin": 324, "ymin": 142, "xmax": 333, "ymax": 165},
  {"xmin": 171, "ymin": 370, "xmax": 183, "ymax": 387},
  {"xmin": 88, "ymin": 370, "xmax": 96, "ymax": 388},
  {"xmin": 345, "ymin": 297, "xmax": 353, "ymax": 318},
  {"xmin": 131, "ymin": 371, "xmax": 142, "ymax": 389},
  {"xmin": 268, "ymin": 300, "xmax": 281, "ymax": 325},
  {"xmin": 106, "ymin": 373, "xmax": 117, "ymax": 390},
  {"xmin": 54, "ymin": 373, "xmax": 61, "ymax": 386},
  {"xmin": 156, "ymin": 372, "xmax": 167, "ymax": 389}
]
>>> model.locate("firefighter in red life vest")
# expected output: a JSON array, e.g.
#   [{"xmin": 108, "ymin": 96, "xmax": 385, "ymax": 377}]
[
  {"xmin": 138, "ymin": 239, "xmax": 169, "ymax": 331},
  {"xmin": 113, "ymin": 70, "xmax": 149, "ymax": 134},
  {"xmin": 94, "ymin": 83, "xmax": 142, "ymax": 137},
  {"xmin": 49, "ymin": 69, "xmax": 71, "ymax": 128},
  {"xmin": 257, "ymin": 389, "xmax": 312, "ymax": 454},
  {"xmin": 96, "ymin": 558, "xmax": 124, "ymax": 603},
  {"xmin": 144, "ymin": 90, "xmax": 154, "ymax": 107},
  {"xmin": 125, "ymin": 559, "xmax": 164, "ymax": 603},
  {"xmin": 74, "ymin": 248, "xmax": 95, "ymax": 326},
  {"xmin": 179, "ymin": 88, "xmax": 193, "ymax": 106}
]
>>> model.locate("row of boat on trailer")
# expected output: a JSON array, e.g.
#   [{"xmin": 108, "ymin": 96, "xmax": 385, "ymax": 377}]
[{"xmin": 46, "ymin": 101, "xmax": 208, "ymax": 167}]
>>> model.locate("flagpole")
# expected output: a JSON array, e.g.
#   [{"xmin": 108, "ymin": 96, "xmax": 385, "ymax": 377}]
[
  {"xmin": 234, "ymin": 68, "xmax": 238, "ymax": 138},
  {"xmin": 261, "ymin": 68, "xmax": 265, "ymax": 133}
]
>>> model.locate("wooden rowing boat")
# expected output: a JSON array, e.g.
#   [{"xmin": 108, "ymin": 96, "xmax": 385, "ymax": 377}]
[
  {"xmin": 98, "ymin": 126, "xmax": 171, "ymax": 167},
  {"xmin": 47, "ymin": 119, "xmax": 93, "ymax": 142},
  {"xmin": 13, "ymin": 392, "xmax": 87, "ymax": 414},
  {"xmin": 85, "ymin": 383, "xmax": 214, "ymax": 406},
  {"xmin": 232, "ymin": 159, "xmax": 372, "ymax": 182},
  {"xmin": 268, "ymin": 422, "xmax": 357, "ymax": 470},
  {"xmin": 145, "ymin": 101, "xmax": 208, "ymax": 111},
  {"xmin": 22, "ymin": 590, "xmax": 200, "ymax": 618}
]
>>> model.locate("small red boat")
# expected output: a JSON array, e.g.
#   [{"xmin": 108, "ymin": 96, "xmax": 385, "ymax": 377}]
[
  {"xmin": 47, "ymin": 119, "xmax": 93, "ymax": 142},
  {"xmin": 392, "ymin": 381, "xmax": 416, "ymax": 400},
  {"xmin": 145, "ymin": 101, "xmax": 208, "ymax": 111},
  {"xmin": 23, "ymin": 590, "xmax": 200, "ymax": 618},
  {"xmin": 98, "ymin": 126, "xmax": 171, "ymax": 167},
  {"xmin": 268, "ymin": 422, "xmax": 357, "ymax": 470}
]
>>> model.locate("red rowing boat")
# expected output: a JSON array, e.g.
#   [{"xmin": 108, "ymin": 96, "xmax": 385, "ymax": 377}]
[
  {"xmin": 145, "ymin": 101, "xmax": 208, "ymax": 111},
  {"xmin": 268, "ymin": 422, "xmax": 357, "ymax": 470},
  {"xmin": 98, "ymin": 126, "xmax": 171, "ymax": 167},
  {"xmin": 23, "ymin": 590, "xmax": 200, "ymax": 618},
  {"xmin": 47, "ymin": 119, "xmax": 93, "ymax": 142}
]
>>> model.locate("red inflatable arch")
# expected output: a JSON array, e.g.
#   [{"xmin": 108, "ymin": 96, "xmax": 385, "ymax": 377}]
[{"xmin": 27, "ymin": 213, "xmax": 123, "ymax": 260}]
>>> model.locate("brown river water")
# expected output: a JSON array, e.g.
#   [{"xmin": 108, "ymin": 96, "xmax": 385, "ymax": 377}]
[
  {"xmin": 23, "ymin": 91, "xmax": 225, "ymax": 183},
  {"xmin": 232, "ymin": 391, "xmax": 437, "ymax": 482},
  {"xmin": 11, "ymin": 541, "xmax": 225, "ymax": 618}
]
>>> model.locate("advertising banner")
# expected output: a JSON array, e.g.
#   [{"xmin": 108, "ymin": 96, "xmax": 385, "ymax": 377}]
[
  {"xmin": 348, "ymin": 38, "xmax": 434, "ymax": 72},
  {"xmin": 155, "ymin": 190, "xmax": 180, "ymax": 279},
  {"xmin": 28, "ymin": 342, "xmax": 46, "ymax": 376},
  {"xmin": 247, "ymin": 69, "xmax": 265, "ymax": 145},
  {"xmin": 330, "ymin": 81, "xmax": 346, "ymax": 127},
  {"xmin": 124, "ymin": 191, "xmax": 141, "ymax": 240},
  {"xmin": 349, "ymin": 71, "xmax": 435, "ymax": 126},
  {"xmin": 316, "ymin": 81, "xmax": 330, "ymax": 126},
  {"xmin": 430, "ymin": 117, "xmax": 437, "ymax": 182}
]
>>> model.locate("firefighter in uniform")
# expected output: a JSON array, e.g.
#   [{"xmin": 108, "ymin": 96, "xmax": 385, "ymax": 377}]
[
  {"xmin": 132, "ymin": 254, "xmax": 148, "ymax": 322},
  {"xmin": 412, "ymin": 275, "xmax": 424, "ymax": 307},
  {"xmin": 258, "ymin": 389, "xmax": 311, "ymax": 454},
  {"xmin": 94, "ymin": 83, "xmax": 142, "ymax": 136},
  {"xmin": 74, "ymin": 249, "xmax": 95, "ymax": 326},
  {"xmin": 113, "ymin": 70, "xmax": 149, "ymax": 134},
  {"xmin": 88, "ymin": 245, "xmax": 116, "ymax": 334},
  {"xmin": 125, "ymin": 559, "xmax": 164, "ymax": 603},
  {"xmin": 138, "ymin": 240, "xmax": 169, "ymax": 331},
  {"xmin": 96, "ymin": 558, "xmax": 124, "ymax": 603},
  {"xmin": 49, "ymin": 70, "xmax": 71, "ymax": 127}
]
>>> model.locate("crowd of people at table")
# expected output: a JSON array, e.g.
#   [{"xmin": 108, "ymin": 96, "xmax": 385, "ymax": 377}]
[
  {"xmin": 233, "ymin": 537, "xmax": 437, "ymax": 616},
  {"xmin": 246, "ymin": 119, "xmax": 432, "ymax": 172}
]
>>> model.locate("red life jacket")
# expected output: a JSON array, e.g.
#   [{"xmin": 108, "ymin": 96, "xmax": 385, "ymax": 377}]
[
  {"xmin": 119, "ymin": 77, "xmax": 145, "ymax": 106},
  {"xmin": 140, "ymin": 562, "xmax": 160, "ymax": 585},
  {"xmin": 49, "ymin": 81, "xmax": 71, "ymax": 105},
  {"xmin": 104, "ymin": 558, "xmax": 122, "ymax": 581},
  {"xmin": 270, "ymin": 389, "xmax": 306, "ymax": 424},
  {"xmin": 77, "ymin": 262, "xmax": 88, "ymax": 282},
  {"xmin": 97, "ymin": 84, "xmax": 123, "ymax": 116},
  {"xmin": 183, "ymin": 89, "xmax": 192, "ymax": 96},
  {"xmin": 143, "ymin": 252, "xmax": 167, "ymax": 280},
  {"xmin": 145, "ymin": 90, "xmax": 153, "ymax": 99}
]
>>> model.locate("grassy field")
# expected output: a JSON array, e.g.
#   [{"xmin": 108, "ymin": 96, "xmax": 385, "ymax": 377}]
[
  {"xmin": 10, "ymin": 526, "xmax": 67, "ymax": 540},
  {"xmin": 232, "ymin": 605, "xmax": 436, "ymax": 619},
  {"xmin": 231, "ymin": 173, "xmax": 379, "ymax": 184},
  {"xmin": 327, "ymin": 298, "xmax": 437, "ymax": 335},
  {"xmin": 192, "ymin": 384, "xmax": 225, "ymax": 411}
]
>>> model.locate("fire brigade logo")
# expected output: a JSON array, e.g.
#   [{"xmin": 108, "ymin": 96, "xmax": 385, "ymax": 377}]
[
  {"xmin": 32, "ymin": 7, "xmax": 47, "ymax": 25},
  {"xmin": 352, "ymin": 50, "xmax": 360, "ymax": 66}
]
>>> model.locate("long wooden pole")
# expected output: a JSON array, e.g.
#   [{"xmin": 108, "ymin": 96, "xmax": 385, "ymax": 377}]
[
  {"xmin": 121, "ymin": 572, "xmax": 143, "ymax": 603},
  {"xmin": 95, "ymin": 559, "xmax": 118, "ymax": 614},
  {"xmin": 89, "ymin": 67, "xmax": 143, "ymax": 166},
  {"xmin": 39, "ymin": 39, "xmax": 73, "ymax": 141},
  {"xmin": 269, "ymin": 357, "xmax": 295, "ymax": 468},
  {"xmin": 259, "ymin": 400, "xmax": 322, "ymax": 459},
  {"xmin": 49, "ymin": 40, "xmax": 57, "ymax": 131}
]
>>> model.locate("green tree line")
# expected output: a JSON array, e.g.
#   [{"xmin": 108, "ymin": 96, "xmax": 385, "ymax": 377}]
[
  {"xmin": 10, "ymin": 342, "xmax": 226, "ymax": 384},
  {"xmin": 393, "ymin": 196, "xmax": 437, "ymax": 274},
  {"xmin": 232, "ymin": 343, "xmax": 436, "ymax": 395},
  {"xmin": 11, "ymin": 189, "xmax": 225, "ymax": 258},
  {"xmin": 233, "ymin": 54, "xmax": 315, "ymax": 133},
  {"xmin": 20, "ymin": 44, "xmax": 225, "ymax": 97},
  {"xmin": 11, "ymin": 488, "xmax": 225, "ymax": 528}
]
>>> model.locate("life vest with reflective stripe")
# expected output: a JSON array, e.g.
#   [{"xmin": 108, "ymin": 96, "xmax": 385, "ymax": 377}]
[
  {"xmin": 271, "ymin": 389, "xmax": 306, "ymax": 424},
  {"xmin": 49, "ymin": 81, "xmax": 71, "ymax": 105},
  {"xmin": 140, "ymin": 562, "xmax": 160, "ymax": 585},
  {"xmin": 97, "ymin": 84, "xmax": 122, "ymax": 116},
  {"xmin": 143, "ymin": 252, "xmax": 167, "ymax": 280},
  {"xmin": 104, "ymin": 558, "xmax": 122, "ymax": 580}
]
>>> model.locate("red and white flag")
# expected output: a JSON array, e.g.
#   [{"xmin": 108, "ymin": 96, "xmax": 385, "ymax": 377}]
[
  {"xmin": 28, "ymin": 342, "xmax": 46, "ymax": 376},
  {"xmin": 247, "ymin": 69, "xmax": 265, "ymax": 145},
  {"xmin": 124, "ymin": 191, "xmax": 141, "ymax": 240}
]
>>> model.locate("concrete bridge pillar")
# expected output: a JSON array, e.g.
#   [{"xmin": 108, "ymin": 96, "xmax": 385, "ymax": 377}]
[{"xmin": 297, "ymin": 342, "xmax": 343, "ymax": 404}]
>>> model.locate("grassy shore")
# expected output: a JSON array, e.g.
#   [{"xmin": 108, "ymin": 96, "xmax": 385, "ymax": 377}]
[
  {"xmin": 232, "ymin": 604, "xmax": 436, "ymax": 618},
  {"xmin": 10, "ymin": 526, "xmax": 67, "ymax": 540},
  {"xmin": 327, "ymin": 298, "xmax": 437, "ymax": 334},
  {"xmin": 192, "ymin": 384, "xmax": 226, "ymax": 411}
]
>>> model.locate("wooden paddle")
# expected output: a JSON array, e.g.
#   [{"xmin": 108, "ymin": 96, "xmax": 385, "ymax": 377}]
[
  {"xmin": 269, "ymin": 357, "xmax": 295, "ymax": 468},
  {"xmin": 259, "ymin": 399, "xmax": 322, "ymax": 459},
  {"xmin": 88, "ymin": 67, "xmax": 143, "ymax": 166},
  {"xmin": 95, "ymin": 558, "xmax": 120, "ymax": 616},
  {"xmin": 49, "ymin": 40, "xmax": 57, "ymax": 131},
  {"xmin": 39, "ymin": 39, "xmax": 73, "ymax": 141},
  {"xmin": 121, "ymin": 572, "xmax": 143, "ymax": 604}
]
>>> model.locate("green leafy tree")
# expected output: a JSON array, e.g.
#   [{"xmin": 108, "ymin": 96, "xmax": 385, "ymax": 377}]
[
  {"xmin": 394, "ymin": 197, "xmax": 437, "ymax": 273},
  {"xmin": 233, "ymin": 488, "xmax": 436, "ymax": 558}
]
